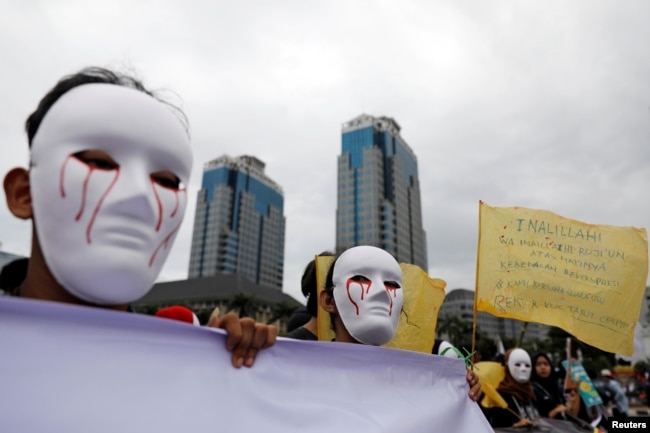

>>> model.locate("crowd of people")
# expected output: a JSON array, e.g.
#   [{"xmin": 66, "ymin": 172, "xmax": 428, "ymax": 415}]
[
  {"xmin": 475, "ymin": 346, "xmax": 633, "ymax": 432},
  {"xmin": 1, "ymin": 65, "xmax": 484, "ymax": 427},
  {"xmin": 3, "ymin": 65, "xmax": 644, "ymax": 431}
]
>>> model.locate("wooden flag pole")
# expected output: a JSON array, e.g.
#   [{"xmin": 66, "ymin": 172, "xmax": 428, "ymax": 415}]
[{"xmin": 471, "ymin": 201, "xmax": 485, "ymax": 368}]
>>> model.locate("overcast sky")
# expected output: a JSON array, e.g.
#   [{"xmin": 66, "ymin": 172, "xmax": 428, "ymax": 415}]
[{"xmin": 1, "ymin": 0, "xmax": 648, "ymax": 303}]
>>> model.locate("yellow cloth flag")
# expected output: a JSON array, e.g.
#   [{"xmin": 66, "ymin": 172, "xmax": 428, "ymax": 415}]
[
  {"xmin": 476, "ymin": 202, "xmax": 648, "ymax": 356},
  {"xmin": 315, "ymin": 256, "xmax": 446, "ymax": 353},
  {"xmin": 474, "ymin": 361, "xmax": 508, "ymax": 409}
]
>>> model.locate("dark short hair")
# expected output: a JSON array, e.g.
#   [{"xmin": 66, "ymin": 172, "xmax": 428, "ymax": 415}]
[
  {"xmin": 0, "ymin": 257, "xmax": 29, "ymax": 293},
  {"xmin": 25, "ymin": 66, "xmax": 187, "ymax": 147}
]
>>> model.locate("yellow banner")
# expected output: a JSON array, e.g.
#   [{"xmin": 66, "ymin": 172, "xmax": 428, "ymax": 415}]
[
  {"xmin": 474, "ymin": 361, "xmax": 507, "ymax": 409},
  {"xmin": 315, "ymin": 256, "xmax": 446, "ymax": 353},
  {"xmin": 476, "ymin": 202, "xmax": 648, "ymax": 355}
]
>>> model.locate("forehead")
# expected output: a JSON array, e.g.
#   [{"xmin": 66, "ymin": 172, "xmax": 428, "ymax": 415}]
[
  {"xmin": 31, "ymin": 83, "xmax": 192, "ymax": 178},
  {"xmin": 334, "ymin": 246, "xmax": 402, "ymax": 279},
  {"xmin": 509, "ymin": 350, "xmax": 531, "ymax": 364}
]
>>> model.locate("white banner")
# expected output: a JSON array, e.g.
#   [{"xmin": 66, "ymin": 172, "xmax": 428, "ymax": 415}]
[{"xmin": 0, "ymin": 297, "xmax": 493, "ymax": 433}]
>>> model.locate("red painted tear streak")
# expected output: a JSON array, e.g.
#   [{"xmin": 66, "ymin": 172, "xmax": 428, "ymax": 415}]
[
  {"xmin": 85, "ymin": 168, "xmax": 120, "ymax": 244},
  {"xmin": 346, "ymin": 279, "xmax": 360, "ymax": 315},
  {"xmin": 345, "ymin": 279, "xmax": 371, "ymax": 316},
  {"xmin": 149, "ymin": 221, "xmax": 182, "ymax": 267},
  {"xmin": 75, "ymin": 165, "xmax": 96, "ymax": 221},
  {"xmin": 59, "ymin": 155, "xmax": 75, "ymax": 197},
  {"xmin": 171, "ymin": 187, "xmax": 186, "ymax": 218},
  {"xmin": 385, "ymin": 286, "xmax": 398, "ymax": 316},
  {"xmin": 150, "ymin": 179, "xmax": 163, "ymax": 232},
  {"xmin": 152, "ymin": 184, "xmax": 187, "ymax": 231}
]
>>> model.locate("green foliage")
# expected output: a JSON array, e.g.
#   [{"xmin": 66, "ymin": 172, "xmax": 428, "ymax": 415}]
[
  {"xmin": 436, "ymin": 314, "xmax": 621, "ymax": 372},
  {"xmin": 542, "ymin": 327, "xmax": 615, "ymax": 374},
  {"xmin": 436, "ymin": 314, "xmax": 473, "ymax": 346},
  {"xmin": 267, "ymin": 301, "xmax": 299, "ymax": 325},
  {"xmin": 634, "ymin": 359, "xmax": 650, "ymax": 375},
  {"xmin": 132, "ymin": 304, "xmax": 161, "ymax": 316},
  {"xmin": 226, "ymin": 292, "xmax": 260, "ymax": 318}
]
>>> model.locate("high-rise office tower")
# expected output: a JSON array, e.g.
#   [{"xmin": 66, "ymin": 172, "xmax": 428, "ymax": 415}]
[
  {"xmin": 336, "ymin": 114, "xmax": 427, "ymax": 269},
  {"xmin": 188, "ymin": 155, "xmax": 285, "ymax": 290}
]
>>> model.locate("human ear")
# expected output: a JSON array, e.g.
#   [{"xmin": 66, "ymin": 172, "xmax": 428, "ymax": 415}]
[
  {"xmin": 319, "ymin": 289, "xmax": 338, "ymax": 314},
  {"xmin": 4, "ymin": 168, "xmax": 33, "ymax": 219}
]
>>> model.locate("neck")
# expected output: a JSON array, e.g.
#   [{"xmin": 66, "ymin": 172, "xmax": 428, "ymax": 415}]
[
  {"xmin": 333, "ymin": 316, "xmax": 362, "ymax": 344},
  {"xmin": 303, "ymin": 317, "xmax": 318, "ymax": 335}
]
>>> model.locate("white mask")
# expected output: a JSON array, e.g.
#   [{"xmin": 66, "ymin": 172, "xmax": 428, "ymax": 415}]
[
  {"xmin": 507, "ymin": 348, "xmax": 532, "ymax": 383},
  {"xmin": 331, "ymin": 246, "xmax": 403, "ymax": 346},
  {"xmin": 29, "ymin": 84, "xmax": 192, "ymax": 305},
  {"xmin": 438, "ymin": 341, "xmax": 461, "ymax": 358}
]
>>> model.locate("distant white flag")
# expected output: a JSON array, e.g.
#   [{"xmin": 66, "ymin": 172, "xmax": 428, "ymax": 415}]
[
  {"xmin": 495, "ymin": 334, "xmax": 505, "ymax": 356},
  {"xmin": 616, "ymin": 322, "xmax": 648, "ymax": 363}
]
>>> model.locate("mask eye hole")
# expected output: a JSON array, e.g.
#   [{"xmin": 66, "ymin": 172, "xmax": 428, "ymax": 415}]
[
  {"xmin": 350, "ymin": 275, "xmax": 370, "ymax": 283},
  {"xmin": 151, "ymin": 170, "xmax": 182, "ymax": 190},
  {"xmin": 73, "ymin": 150, "xmax": 118, "ymax": 170},
  {"xmin": 384, "ymin": 281, "xmax": 401, "ymax": 289}
]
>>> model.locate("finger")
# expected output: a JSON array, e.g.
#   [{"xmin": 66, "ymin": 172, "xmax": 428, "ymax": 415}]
[
  {"xmin": 229, "ymin": 317, "xmax": 254, "ymax": 368},
  {"xmin": 243, "ymin": 325, "xmax": 277, "ymax": 367},
  {"xmin": 466, "ymin": 372, "xmax": 476, "ymax": 389},
  {"xmin": 264, "ymin": 325, "xmax": 278, "ymax": 348},
  {"xmin": 219, "ymin": 312, "xmax": 243, "ymax": 350},
  {"xmin": 207, "ymin": 307, "xmax": 221, "ymax": 327},
  {"xmin": 243, "ymin": 323, "xmax": 269, "ymax": 367},
  {"xmin": 471, "ymin": 384, "xmax": 483, "ymax": 402},
  {"xmin": 207, "ymin": 315, "xmax": 219, "ymax": 328}
]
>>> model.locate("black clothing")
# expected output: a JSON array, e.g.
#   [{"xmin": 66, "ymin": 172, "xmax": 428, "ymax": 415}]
[
  {"xmin": 286, "ymin": 306, "xmax": 311, "ymax": 333},
  {"xmin": 484, "ymin": 391, "xmax": 539, "ymax": 428},
  {"xmin": 285, "ymin": 326, "xmax": 317, "ymax": 341},
  {"xmin": 531, "ymin": 352, "xmax": 564, "ymax": 418},
  {"xmin": 532, "ymin": 380, "xmax": 563, "ymax": 418}
]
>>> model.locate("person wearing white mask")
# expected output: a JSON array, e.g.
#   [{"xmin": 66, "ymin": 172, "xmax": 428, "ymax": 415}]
[
  {"xmin": 483, "ymin": 347, "xmax": 539, "ymax": 428},
  {"xmin": 319, "ymin": 245, "xmax": 404, "ymax": 346},
  {"xmin": 3, "ymin": 67, "xmax": 276, "ymax": 368},
  {"xmin": 319, "ymin": 245, "xmax": 482, "ymax": 400}
]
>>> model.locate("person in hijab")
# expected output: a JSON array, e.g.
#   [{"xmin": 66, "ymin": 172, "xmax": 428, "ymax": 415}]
[
  {"xmin": 531, "ymin": 352, "xmax": 567, "ymax": 418},
  {"xmin": 484, "ymin": 348, "xmax": 539, "ymax": 428}
]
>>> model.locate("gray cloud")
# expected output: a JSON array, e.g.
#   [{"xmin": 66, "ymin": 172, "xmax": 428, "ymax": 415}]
[{"xmin": 1, "ymin": 1, "xmax": 648, "ymax": 303}]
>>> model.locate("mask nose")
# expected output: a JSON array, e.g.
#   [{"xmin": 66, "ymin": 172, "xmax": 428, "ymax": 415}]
[
  {"xmin": 365, "ymin": 280, "xmax": 391, "ymax": 301},
  {"xmin": 107, "ymin": 167, "xmax": 158, "ymax": 223},
  {"xmin": 367, "ymin": 279, "xmax": 402, "ymax": 315}
]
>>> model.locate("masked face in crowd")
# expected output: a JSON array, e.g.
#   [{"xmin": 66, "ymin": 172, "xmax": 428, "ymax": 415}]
[
  {"xmin": 507, "ymin": 348, "xmax": 532, "ymax": 383},
  {"xmin": 438, "ymin": 341, "xmax": 461, "ymax": 358},
  {"xmin": 29, "ymin": 84, "xmax": 192, "ymax": 305},
  {"xmin": 331, "ymin": 246, "xmax": 403, "ymax": 346}
]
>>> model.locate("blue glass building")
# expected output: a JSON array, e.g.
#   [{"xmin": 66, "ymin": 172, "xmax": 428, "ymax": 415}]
[
  {"xmin": 188, "ymin": 155, "xmax": 285, "ymax": 290},
  {"xmin": 336, "ymin": 114, "xmax": 427, "ymax": 269}
]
